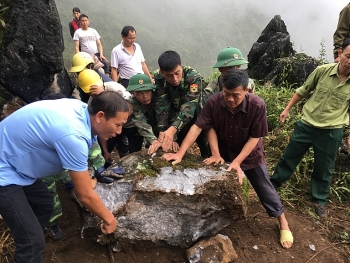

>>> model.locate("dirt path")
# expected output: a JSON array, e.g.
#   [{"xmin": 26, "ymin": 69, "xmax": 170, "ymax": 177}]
[{"xmin": 41, "ymin": 187, "xmax": 350, "ymax": 263}]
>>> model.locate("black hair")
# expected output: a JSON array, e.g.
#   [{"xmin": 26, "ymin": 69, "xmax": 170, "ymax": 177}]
[
  {"xmin": 79, "ymin": 14, "xmax": 88, "ymax": 21},
  {"xmin": 342, "ymin": 38, "xmax": 350, "ymax": 51},
  {"xmin": 222, "ymin": 68, "xmax": 249, "ymax": 90},
  {"xmin": 88, "ymin": 91, "xmax": 129, "ymax": 120},
  {"xmin": 42, "ymin": 93, "xmax": 66, "ymax": 100},
  {"xmin": 121, "ymin": 26, "xmax": 136, "ymax": 37},
  {"xmin": 72, "ymin": 7, "xmax": 80, "ymax": 13},
  {"xmin": 158, "ymin": 50, "xmax": 181, "ymax": 72}
]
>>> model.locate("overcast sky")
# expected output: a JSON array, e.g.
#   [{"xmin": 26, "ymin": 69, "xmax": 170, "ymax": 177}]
[{"xmin": 243, "ymin": 0, "xmax": 349, "ymax": 61}]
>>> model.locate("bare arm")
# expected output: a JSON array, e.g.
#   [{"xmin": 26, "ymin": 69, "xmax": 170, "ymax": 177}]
[
  {"xmin": 96, "ymin": 39, "xmax": 107, "ymax": 61},
  {"xmin": 280, "ymin": 93, "xmax": 303, "ymax": 123},
  {"xmin": 141, "ymin": 62, "xmax": 154, "ymax": 84},
  {"xmin": 162, "ymin": 124, "xmax": 202, "ymax": 165},
  {"xmin": 99, "ymin": 139, "xmax": 112, "ymax": 163},
  {"xmin": 74, "ymin": 40, "xmax": 80, "ymax": 53},
  {"xmin": 111, "ymin": 67, "xmax": 119, "ymax": 82},
  {"xmin": 203, "ymin": 128, "xmax": 224, "ymax": 165},
  {"xmin": 69, "ymin": 170, "xmax": 116, "ymax": 233},
  {"xmin": 227, "ymin": 137, "xmax": 260, "ymax": 184}
]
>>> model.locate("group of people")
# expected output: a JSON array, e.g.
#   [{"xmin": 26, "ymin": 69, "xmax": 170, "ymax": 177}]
[{"xmin": 1, "ymin": 4, "xmax": 350, "ymax": 263}]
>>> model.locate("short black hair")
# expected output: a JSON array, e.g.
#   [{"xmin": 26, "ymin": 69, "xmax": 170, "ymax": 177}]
[
  {"xmin": 223, "ymin": 68, "xmax": 249, "ymax": 90},
  {"xmin": 342, "ymin": 38, "xmax": 350, "ymax": 51},
  {"xmin": 72, "ymin": 7, "xmax": 80, "ymax": 13},
  {"xmin": 121, "ymin": 26, "xmax": 136, "ymax": 37},
  {"xmin": 79, "ymin": 14, "xmax": 88, "ymax": 21},
  {"xmin": 88, "ymin": 91, "xmax": 129, "ymax": 120},
  {"xmin": 158, "ymin": 50, "xmax": 181, "ymax": 72}
]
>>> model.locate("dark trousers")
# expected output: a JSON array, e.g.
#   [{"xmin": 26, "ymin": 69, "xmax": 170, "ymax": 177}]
[
  {"xmin": 0, "ymin": 179, "xmax": 54, "ymax": 263},
  {"xmin": 120, "ymin": 79, "xmax": 129, "ymax": 88},
  {"xmin": 270, "ymin": 121, "xmax": 343, "ymax": 205},
  {"xmin": 221, "ymin": 152, "xmax": 284, "ymax": 218},
  {"xmin": 95, "ymin": 53, "xmax": 110, "ymax": 75},
  {"xmin": 177, "ymin": 119, "xmax": 211, "ymax": 158},
  {"xmin": 99, "ymin": 127, "xmax": 144, "ymax": 162}
]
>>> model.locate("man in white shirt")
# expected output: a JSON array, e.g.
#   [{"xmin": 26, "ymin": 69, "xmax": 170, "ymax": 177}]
[
  {"xmin": 73, "ymin": 14, "xmax": 110, "ymax": 75},
  {"xmin": 110, "ymin": 25, "xmax": 153, "ymax": 87}
]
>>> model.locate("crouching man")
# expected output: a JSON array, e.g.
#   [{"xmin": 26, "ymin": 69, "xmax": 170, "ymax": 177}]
[
  {"xmin": 163, "ymin": 68, "xmax": 293, "ymax": 249},
  {"xmin": 0, "ymin": 92, "xmax": 129, "ymax": 263}
]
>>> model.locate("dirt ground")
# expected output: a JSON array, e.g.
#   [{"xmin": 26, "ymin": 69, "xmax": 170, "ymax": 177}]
[
  {"xmin": 1, "ymin": 148, "xmax": 350, "ymax": 263},
  {"xmin": 35, "ymin": 186, "xmax": 350, "ymax": 263}
]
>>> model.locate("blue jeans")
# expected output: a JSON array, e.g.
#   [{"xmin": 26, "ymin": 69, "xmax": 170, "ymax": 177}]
[{"xmin": 0, "ymin": 179, "xmax": 54, "ymax": 263}]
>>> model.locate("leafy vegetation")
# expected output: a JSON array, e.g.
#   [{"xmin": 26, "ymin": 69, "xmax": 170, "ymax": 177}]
[{"xmin": 255, "ymin": 84, "xmax": 350, "ymax": 208}]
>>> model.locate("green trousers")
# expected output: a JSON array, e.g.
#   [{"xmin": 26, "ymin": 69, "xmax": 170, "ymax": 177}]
[
  {"xmin": 270, "ymin": 121, "xmax": 343, "ymax": 205},
  {"xmin": 43, "ymin": 142, "xmax": 105, "ymax": 225}
]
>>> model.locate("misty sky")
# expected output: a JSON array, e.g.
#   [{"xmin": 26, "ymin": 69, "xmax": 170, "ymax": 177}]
[{"xmin": 244, "ymin": 0, "xmax": 349, "ymax": 61}]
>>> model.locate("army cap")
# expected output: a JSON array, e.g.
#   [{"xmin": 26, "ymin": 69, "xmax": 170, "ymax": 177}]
[
  {"xmin": 213, "ymin": 47, "xmax": 248, "ymax": 68},
  {"xmin": 127, "ymin": 74, "xmax": 154, "ymax": 92}
]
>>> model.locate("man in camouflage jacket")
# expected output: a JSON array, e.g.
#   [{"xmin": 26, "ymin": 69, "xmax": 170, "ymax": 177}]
[{"xmin": 153, "ymin": 50, "xmax": 209, "ymax": 157}]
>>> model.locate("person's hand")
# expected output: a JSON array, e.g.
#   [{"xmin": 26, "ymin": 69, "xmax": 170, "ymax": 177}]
[
  {"xmin": 172, "ymin": 141, "xmax": 179, "ymax": 152},
  {"xmin": 103, "ymin": 152, "xmax": 112, "ymax": 164},
  {"xmin": 100, "ymin": 217, "xmax": 117, "ymax": 234},
  {"xmin": 158, "ymin": 127, "xmax": 177, "ymax": 152},
  {"xmin": 89, "ymin": 85, "xmax": 104, "ymax": 96},
  {"xmin": 148, "ymin": 139, "xmax": 162, "ymax": 155},
  {"xmin": 151, "ymin": 78, "xmax": 155, "ymax": 85},
  {"xmin": 279, "ymin": 109, "xmax": 290, "ymax": 123},
  {"xmin": 162, "ymin": 152, "xmax": 182, "ymax": 165},
  {"xmin": 100, "ymin": 54, "xmax": 108, "ymax": 61},
  {"xmin": 203, "ymin": 155, "xmax": 225, "ymax": 165},
  {"xmin": 103, "ymin": 166, "xmax": 125, "ymax": 179},
  {"xmin": 227, "ymin": 161, "xmax": 243, "ymax": 185}
]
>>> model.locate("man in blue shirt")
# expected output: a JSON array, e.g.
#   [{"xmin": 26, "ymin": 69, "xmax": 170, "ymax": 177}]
[{"xmin": 0, "ymin": 91, "xmax": 129, "ymax": 263}]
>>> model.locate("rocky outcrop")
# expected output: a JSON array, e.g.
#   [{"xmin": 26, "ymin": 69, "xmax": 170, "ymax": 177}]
[
  {"xmin": 187, "ymin": 234, "xmax": 238, "ymax": 263},
  {"xmin": 82, "ymin": 150, "xmax": 246, "ymax": 250},
  {"xmin": 247, "ymin": 15, "xmax": 320, "ymax": 87},
  {"xmin": 0, "ymin": 0, "xmax": 74, "ymax": 104}
]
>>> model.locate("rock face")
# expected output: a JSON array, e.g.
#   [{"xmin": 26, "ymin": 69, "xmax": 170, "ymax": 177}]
[
  {"xmin": 0, "ymin": 0, "xmax": 74, "ymax": 104},
  {"xmin": 247, "ymin": 15, "xmax": 320, "ymax": 87},
  {"xmin": 82, "ymin": 151, "xmax": 246, "ymax": 250},
  {"xmin": 186, "ymin": 234, "xmax": 238, "ymax": 263}
]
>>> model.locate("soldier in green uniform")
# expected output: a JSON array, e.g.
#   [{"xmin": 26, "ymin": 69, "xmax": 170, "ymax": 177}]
[
  {"xmin": 127, "ymin": 74, "xmax": 179, "ymax": 154},
  {"xmin": 153, "ymin": 50, "xmax": 210, "ymax": 157},
  {"xmin": 204, "ymin": 47, "xmax": 255, "ymax": 96}
]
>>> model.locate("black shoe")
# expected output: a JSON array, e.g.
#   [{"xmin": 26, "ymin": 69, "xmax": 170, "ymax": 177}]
[
  {"xmin": 47, "ymin": 224, "xmax": 67, "ymax": 241},
  {"xmin": 314, "ymin": 204, "xmax": 327, "ymax": 218}
]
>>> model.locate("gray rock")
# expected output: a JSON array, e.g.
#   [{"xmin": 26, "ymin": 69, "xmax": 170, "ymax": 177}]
[
  {"xmin": 82, "ymin": 150, "xmax": 246, "ymax": 249},
  {"xmin": 0, "ymin": 0, "xmax": 74, "ymax": 104},
  {"xmin": 247, "ymin": 15, "xmax": 319, "ymax": 86},
  {"xmin": 186, "ymin": 234, "xmax": 238, "ymax": 263}
]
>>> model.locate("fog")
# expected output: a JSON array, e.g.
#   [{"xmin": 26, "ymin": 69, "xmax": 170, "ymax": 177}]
[
  {"xmin": 57, "ymin": 0, "xmax": 349, "ymax": 75},
  {"xmin": 242, "ymin": 0, "xmax": 349, "ymax": 60}
]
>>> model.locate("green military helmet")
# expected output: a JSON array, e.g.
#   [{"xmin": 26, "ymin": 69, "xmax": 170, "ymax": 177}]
[
  {"xmin": 213, "ymin": 47, "xmax": 249, "ymax": 68},
  {"xmin": 127, "ymin": 74, "xmax": 154, "ymax": 92}
]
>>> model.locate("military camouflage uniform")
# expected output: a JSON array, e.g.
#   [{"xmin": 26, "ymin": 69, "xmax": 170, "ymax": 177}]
[
  {"xmin": 204, "ymin": 75, "xmax": 255, "ymax": 96},
  {"xmin": 43, "ymin": 142, "xmax": 105, "ymax": 226},
  {"xmin": 129, "ymin": 96, "xmax": 158, "ymax": 146},
  {"xmin": 153, "ymin": 66, "xmax": 210, "ymax": 157}
]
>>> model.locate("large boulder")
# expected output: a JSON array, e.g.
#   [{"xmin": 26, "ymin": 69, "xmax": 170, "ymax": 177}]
[
  {"xmin": 247, "ymin": 15, "xmax": 320, "ymax": 86},
  {"xmin": 0, "ymin": 0, "xmax": 74, "ymax": 104},
  {"xmin": 82, "ymin": 150, "xmax": 246, "ymax": 250}
]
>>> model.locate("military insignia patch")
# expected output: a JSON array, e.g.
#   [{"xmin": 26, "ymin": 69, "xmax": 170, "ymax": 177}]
[
  {"xmin": 190, "ymin": 84, "xmax": 198, "ymax": 93},
  {"xmin": 233, "ymin": 53, "xmax": 238, "ymax": 59},
  {"xmin": 139, "ymin": 79, "xmax": 144, "ymax": 84}
]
